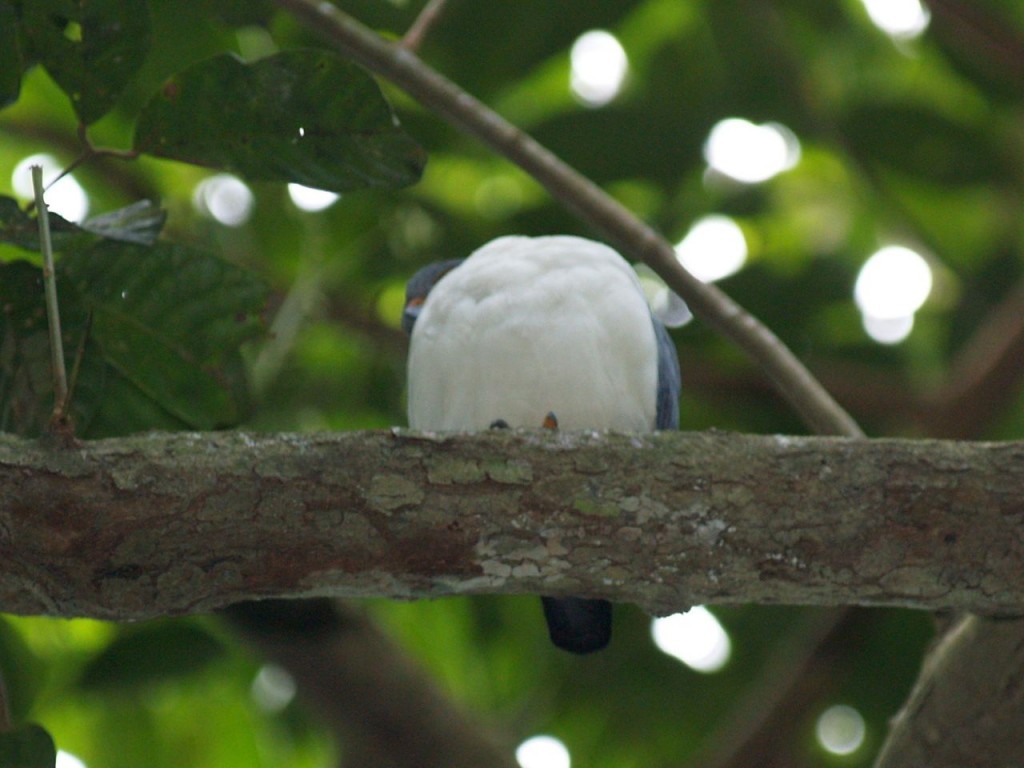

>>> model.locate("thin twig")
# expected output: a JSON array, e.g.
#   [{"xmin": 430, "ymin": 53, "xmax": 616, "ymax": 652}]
[
  {"xmin": 401, "ymin": 0, "xmax": 451, "ymax": 52},
  {"xmin": 270, "ymin": 0, "xmax": 863, "ymax": 438},
  {"xmin": 25, "ymin": 124, "xmax": 140, "ymax": 214},
  {"xmin": 46, "ymin": 123, "xmax": 140, "ymax": 192},
  {"xmin": 31, "ymin": 166, "xmax": 69, "ymax": 422}
]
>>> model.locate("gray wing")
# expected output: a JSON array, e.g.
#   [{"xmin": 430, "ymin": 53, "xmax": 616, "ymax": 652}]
[{"xmin": 653, "ymin": 316, "xmax": 681, "ymax": 430}]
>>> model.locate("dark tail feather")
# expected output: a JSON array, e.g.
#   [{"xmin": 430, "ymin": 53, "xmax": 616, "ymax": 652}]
[{"xmin": 541, "ymin": 596, "xmax": 612, "ymax": 654}]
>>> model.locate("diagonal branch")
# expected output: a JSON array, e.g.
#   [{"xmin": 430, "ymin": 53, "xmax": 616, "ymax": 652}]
[{"xmin": 270, "ymin": 0, "xmax": 862, "ymax": 439}]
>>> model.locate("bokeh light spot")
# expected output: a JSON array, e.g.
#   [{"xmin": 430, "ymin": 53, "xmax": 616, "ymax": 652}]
[
  {"xmin": 675, "ymin": 214, "xmax": 748, "ymax": 283},
  {"xmin": 287, "ymin": 183, "xmax": 339, "ymax": 212},
  {"xmin": 251, "ymin": 663, "xmax": 297, "ymax": 713},
  {"xmin": 816, "ymin": 704, "xmax": 867, "ymax": 755},
  {"xmin": 57, "ymin": 751, "xmax": 88, "ymax": 768},
  {"xmin": 861, "ymin": 0, "xmax": 930, "ymax": 39},
  {"xmin": 12, "ymin": 153, "xmax": 90, "ymax": 222},
  {"xmin": 704, "ymin": 118, "xmax": 800, "ymax": 184},
  {"xmin": 651, "ymin": 606, "xmax": 731, "ymax": 673},
  {"xmin": 854, "ymin": 245, "xmax": 932, "ymax": 319},
  {"xmin": 570, "ymin": 30, "xmax": 628, "ymax": 107},
  {"xmin": 862, "ymin": 313, "xmax": 915, "ymax": 345},
  {"xmin": 192, "ymin": 173, "xmax": 254, "ymax": 227},
  {"xmin": 516, "ymin": 735, "xmax": 571, "ymax": 768}
]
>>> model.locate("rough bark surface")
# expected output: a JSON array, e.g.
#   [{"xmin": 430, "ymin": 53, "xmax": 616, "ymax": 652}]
[{"xmin": 1, "ymin": 429, "xmax": 1022, "ymax": 620}]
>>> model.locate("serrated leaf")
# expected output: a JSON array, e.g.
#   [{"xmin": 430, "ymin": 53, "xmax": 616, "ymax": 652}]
[
  {"xmin": 78, "ymin": 622, "xmax": 226, "ymax": 691},
  {"xmin": 80, "ymin": 200, "xmax": 167, "ymax": 245},
  {"xmin": 20, "ymin": 0, "xmax": 151, "ymax": 124},
  {"xmin": 0, "ymin": 724, "xmax": 56, "ymax": 768},
  {"xmin": 0, "ymin": 0, "xmax": 22, "ymax": 110},
  {"xmin": 134, "ymin": 49, "xmax": 426, "ymax": 192},
  {"xmin": 61, "ymin": 240, "xmax": 268, "ymax": 430}
]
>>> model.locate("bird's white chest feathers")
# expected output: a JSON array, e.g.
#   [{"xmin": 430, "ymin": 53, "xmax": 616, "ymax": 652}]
[{"xmin": 407, "ymin": 236, "xmax": 659, "ymax": 432}]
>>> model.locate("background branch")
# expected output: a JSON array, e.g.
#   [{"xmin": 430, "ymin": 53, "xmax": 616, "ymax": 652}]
[
  {"xmin": 874, "ymin": 614, "xmax": 1024, "ymax": 768},
  {"xmin": 225, "ymin": 599, "xmax": 517, "ymax": 768}
]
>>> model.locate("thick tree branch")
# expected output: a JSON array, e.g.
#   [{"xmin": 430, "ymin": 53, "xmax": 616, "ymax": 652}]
[
  {"xmin": 271, "ymin": 0, "xmax": 861, "ymax": 438},
  {"xmin": 1, "ymin": 430, "xmax": 1021, "ymax": 621}
]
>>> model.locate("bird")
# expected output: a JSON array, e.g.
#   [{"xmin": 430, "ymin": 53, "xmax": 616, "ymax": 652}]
[{"xmin": 402, "ymin": 234, "xmax": 681, "ymax": 653}]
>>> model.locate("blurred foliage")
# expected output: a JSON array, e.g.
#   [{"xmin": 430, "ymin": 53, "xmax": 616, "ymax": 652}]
[
  {"xmin": 2, "ymin": 0, "xmax": 1023, "ymax": 766},
  {"xmin": 133, "ymin": 50, "xmax": 426, "ymax": 191}
]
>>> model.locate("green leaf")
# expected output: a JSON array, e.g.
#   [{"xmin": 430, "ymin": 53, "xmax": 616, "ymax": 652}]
[
  {"xmin": 20, "ymin": 0, "xmax": 151, "ymax": 124},
  {"xmin": 0, "ymin": 724, "xmax": 56, "ymax": 768},
  {"xmin": 80, "ymin": 199, "xmax": 167, "ymax": 245},
  {"xmin": 0, "ymin": 237, "xmax": 267, "ymax": 437},
  {"xmin": 0, "ymin": 196, "xmax": 166, "ymax": 253},
  {"xmin": 61, "ymin": 240, "xmax": 268, "ymax": 430},
  {"xmin": 0, "ymin": 0, "xmax": 22, "ymax": 110},
  {"xmin": 84, "ymin": 366, "xmax": 191, "ymax": 437},
  {"xmin": 134, "ymin": 49, "xmax": 426, "ymax": 192},
  {"xmin": 0, "ymin": 196, "xmax": 83, "ymax": 253},
  {"xmin": 78, "ymin": 622, "xmax": 226, "ymax": 691},
  {"xmin": 0, "ymin": 260, "xmax": 107, "ymax": 436}
]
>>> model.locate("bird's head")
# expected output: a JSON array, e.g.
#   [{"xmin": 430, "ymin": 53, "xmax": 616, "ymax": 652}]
[{"xmin": 401, "ymin": 258, "xmax": 463, "ymax": 335}]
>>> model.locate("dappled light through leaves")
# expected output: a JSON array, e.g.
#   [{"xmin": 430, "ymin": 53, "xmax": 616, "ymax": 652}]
[{"xmin": 1, "ymin": 0, "xmax": 1022, "ymax": 765}]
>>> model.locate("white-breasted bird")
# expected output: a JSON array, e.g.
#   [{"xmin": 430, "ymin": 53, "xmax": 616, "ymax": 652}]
[{"xmin": 402, "ymin": 235, "xmax": 681, "ymax": 653}]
